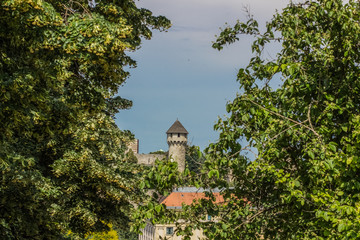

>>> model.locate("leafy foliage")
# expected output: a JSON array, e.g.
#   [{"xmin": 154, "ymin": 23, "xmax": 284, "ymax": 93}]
[
  {"xmin": 185, "ymin": 145, "xmax": 205, "ymax": 175},
  {"xmin": 140, "ymin": 0, "xmax": 360, "ymax": 239},
  {"xmin": 0, "ymin": 0, "xmax": 170, "ymax": 239},
  {"xmin": 84, "ymin": 223, "xmax": 137, "ymax": 240},
  {"xmin": 201, "ymin": 0, "xmax": 360, "ymax": 239}
]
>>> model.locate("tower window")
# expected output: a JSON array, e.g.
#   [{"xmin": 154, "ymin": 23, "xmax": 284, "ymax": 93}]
[
  {"xmin": 166, "ymin": 227, "xmax": 174, "ymax": 235},
  {"xmin": 178, "ymin": 133, "xmax": 180, "ymax": 137},
  {"xmin": 170, "ymin": 133, "xmax": 172, "ymax": 137}
]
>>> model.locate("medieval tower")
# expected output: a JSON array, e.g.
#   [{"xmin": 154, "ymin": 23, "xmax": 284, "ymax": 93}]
[
  {"xmin": 166, "ymin": 119, "xmax": 188, "ymax": 172},
  {"xmin": 130, "ymin": 120, "xmax": 188, "ymax": 172}
]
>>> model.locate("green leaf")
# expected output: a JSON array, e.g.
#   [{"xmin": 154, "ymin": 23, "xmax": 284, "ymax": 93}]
[
  {"xmin": 146, "ymin": 211, "xmax": 152, "ymax": 219},
  {"xmin": 308, "ymin": 151, "xmax": 315, "ymax": 159},
  {"xmin": 338, "ymin": 222, "xmax": 346, "ymax": 232},
  {"xmin": 273, "ymin": 65, "xmax": 279, "ymax": 73},
  {"xmin": 222, "ymin": 223, "xmax": 228, "ymax": 230},
  {"xmin": 329, "ymin": 142, "xmax": 337, "ymax": 152},
  {"xmin": 155, "ymin": 205, "xmax": 162, "ymax": 213},
  {"xmin": 208, "ymin": 169, "xmax": 219, "ymax": 179}
]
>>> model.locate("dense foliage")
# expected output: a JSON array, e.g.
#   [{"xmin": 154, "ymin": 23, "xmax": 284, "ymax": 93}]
[
  {"xmin": 141, "ymin": 0, "xmax": 360, "ymax": 239},
  {"xmin": 0, "ymin": 0, "xmax": 170, "ymax": 239},
  {"xmin": 185, "ymin": 145, "xmax": 205, "ymax": 175},
  {"xmin": 199, "ymin": 0, "xmax": 360, "ymax": 239},
  {"xmin": 85, "ymin": 224, "xmax": 137, "ymax": 240}
]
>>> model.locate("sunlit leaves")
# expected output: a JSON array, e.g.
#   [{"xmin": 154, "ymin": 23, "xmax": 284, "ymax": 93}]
[{"xmin": 0, "ymin": 0, "xmax": 170, "ymax": 239}]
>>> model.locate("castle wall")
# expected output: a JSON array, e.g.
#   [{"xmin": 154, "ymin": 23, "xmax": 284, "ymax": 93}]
[{"xmin": 136, "ymin": 154, "xmax": 166, "ymax": 166}]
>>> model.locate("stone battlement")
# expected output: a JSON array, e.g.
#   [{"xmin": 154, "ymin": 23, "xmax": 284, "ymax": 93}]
[{"xmin": 127, "ymin": 120, "xmax": 188, "ymax": 172}]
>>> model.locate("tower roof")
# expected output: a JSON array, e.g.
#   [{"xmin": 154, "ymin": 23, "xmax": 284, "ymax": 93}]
[{"xmin": 166, "ymin": 120, "xmax": 188, "ymax": 134}]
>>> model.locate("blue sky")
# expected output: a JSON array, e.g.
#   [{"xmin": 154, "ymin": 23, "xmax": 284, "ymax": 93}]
[{"xmin": 115, "ymin": 0, "xmax": 289, "ymax": 153}]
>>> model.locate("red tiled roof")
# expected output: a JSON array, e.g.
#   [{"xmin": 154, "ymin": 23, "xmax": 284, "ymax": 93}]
[{"xmin": 161, "ymin": 192, "xmax": 224, "ymax": 207}]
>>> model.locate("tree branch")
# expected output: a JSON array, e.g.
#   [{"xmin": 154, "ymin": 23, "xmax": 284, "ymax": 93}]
[{"xmin": 246, "ymin": 98, "xmax": 321, "ymax": 140}]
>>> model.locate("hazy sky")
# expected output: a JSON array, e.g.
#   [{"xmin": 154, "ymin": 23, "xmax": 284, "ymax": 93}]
[{"xmin": 115, "ymin": 0, "xmax": 289, "ymax": 153}]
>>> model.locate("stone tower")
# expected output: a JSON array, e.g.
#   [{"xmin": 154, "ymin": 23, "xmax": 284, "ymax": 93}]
[{"xmin": 166, "ymin": 119, "xmax": 188, "ymax": 172}]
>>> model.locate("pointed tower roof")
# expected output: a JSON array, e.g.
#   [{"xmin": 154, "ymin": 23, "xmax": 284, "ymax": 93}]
[{"xmin": 166, "ymin": 120, "xmax": 188, "ymax": 134}]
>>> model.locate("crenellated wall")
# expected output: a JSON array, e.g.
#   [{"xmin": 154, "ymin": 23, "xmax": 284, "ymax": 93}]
[
  {"xmin": 166, "ymin": 133, "xmax": 187, "ymax": 143},
  {"xmin": 128, "ymin": 120, "xmax": 188, "ymax": 172}
]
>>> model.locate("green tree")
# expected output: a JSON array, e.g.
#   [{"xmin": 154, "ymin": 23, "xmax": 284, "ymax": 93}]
[
  {"xmin": 0, "ymin": 0, "xmax": 170, "ymax": 239},
  {"xmin": 139, "ymin": 0, "xmax": 360, "ymax": 239},
  {"xmin": 185, "ymin": 145, "xmax": 205, "ymax": 175},
  {"xmin": 191, "ymin": 0, "xmax": 360, "ymax": 239}
]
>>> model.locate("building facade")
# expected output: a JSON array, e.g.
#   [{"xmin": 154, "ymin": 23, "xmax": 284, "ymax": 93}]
[{"xmin": 139, "ymin": 187, "xmax": 224, "ymax": 240}]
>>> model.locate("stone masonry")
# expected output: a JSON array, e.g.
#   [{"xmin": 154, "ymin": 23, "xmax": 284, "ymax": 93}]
[{"xmin": 129, "ymin": 120, "xmax": 188, "ymax": 172}]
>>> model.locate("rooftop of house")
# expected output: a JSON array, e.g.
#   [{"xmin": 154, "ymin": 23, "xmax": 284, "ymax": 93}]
[{"xmin": 161, "ymin": 188, "xmax": 225, "ymax": 209}]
